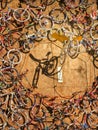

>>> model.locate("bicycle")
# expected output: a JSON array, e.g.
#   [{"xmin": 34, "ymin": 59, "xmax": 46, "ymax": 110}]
[
  {"xmin": 12, "ymin": 4, "xmax": 53, "ymax": 31},
  {"xmin": 51, "ymin": 27, "xmax": 83, "ymax": 59},
  {"xmin": 49, "ymin": 8, "xmax": 67, "ymax": 24},
  {"xmin": 29, "ymin": 52, "xmax": 59, "ymax": 88}
]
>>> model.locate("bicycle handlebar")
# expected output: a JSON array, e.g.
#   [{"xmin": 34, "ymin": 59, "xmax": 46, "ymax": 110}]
[{"xmin": 29, "ymin": 53, "xmax": 41, "ymax": 63}]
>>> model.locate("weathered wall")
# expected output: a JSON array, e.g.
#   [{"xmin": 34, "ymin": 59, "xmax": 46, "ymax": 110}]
[{"xmin": 1, "ymin": 0, "xmax": 98, "ymax": 98}]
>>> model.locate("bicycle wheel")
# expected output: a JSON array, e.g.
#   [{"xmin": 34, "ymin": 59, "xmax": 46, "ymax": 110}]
[
  {"xmin": 1, "ymin": 71, "xmax": 14, "ymax": 86},
  {"xmin": 36, "ymin": 28, "xmax": 48, "ymax": 39},
  {"xmin": 90, "ymin": 23, "xmax": 98, "ymax": 40},
  {"xmin": 29, "ymin": 106, "xmax": 41, "ymax": 120},
  {"xmin": 21, "ymin": 96, "xmax": 33, "ymax": 109},
  {"xmin": 42, "ymin": 56, "xmax": 58, "ymax": 76},
  {"xmin": 49, "ymin": 8, "xmax": 67, "ymax": 24},
  {"xmin": 19, "ymin": 40, "xmax": 31, "ymax": 53},
  {"xmin": 7, "ymin": 49, "xmax": 22, "ymax": 65},
  {"xmin": 67, "ymin": 41, "xmax": 80, "ymax": 59},
  {"xmin": 11, "ymin": 112, "xmax": 25, "ymax": 127},
  {"xmin": 47, "ymin": 28, "xmax": 58, "ymax": 42},
  {"xmin": 87, "ymin": 111, "xmax": 98, "ymax": 129},
  {"xmin": 13, "ymin": 8, "xmax": 30, "ymax": 23},
  {"xmin": 1, "ymin": 0, "xmax": 7, "ymax": 9},
  {"xmin": 93, "ymin": 55, "xmax": 98, "ymax": 69},
  {"xmin": 39, "ymin": 16, "xmax": 53, "ymax": 30}
]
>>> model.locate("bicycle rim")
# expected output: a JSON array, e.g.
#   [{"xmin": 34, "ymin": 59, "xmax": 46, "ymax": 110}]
[
  {"xmin": 43, "ymin": 56, "xmax": 58, "ymax": 76},
  {"xmin": 2, "ymin": 71, "xmax": 14, "ymax": 86},
  {"xmin": 47, "ymin": 28, "xmax": 58, "ymax": 42},
  {"xmin": 21, "ymin": 96, "xmax": 33, "ymax": 109},
  {"xmin": 11, "ymin": 112, "xmax": 25, "ymax": 126},
  {"xmin": 7, "ymin": 49, "xmax": 22, "ymax": 65},
  {"xmin": 39, "ymin": 16, "xmax": 53, "ymax": 30},
  {"xmin": 49, "ymin": 8, "xmax": 67, "ymax": 24},
  {"xmin": 67, "ymin": 42, "xmax": 80, "ymax": 59},
  {"xmin": 13, "ymin": 8, "xmax": 30, "ymax": 23},
  {"xmin": 93, "ymin": 55, "xmax": 98, "ymax": 69},
  {"xmin": 90, "ymin": 23, "xmax": 98, "ymax": 40}
]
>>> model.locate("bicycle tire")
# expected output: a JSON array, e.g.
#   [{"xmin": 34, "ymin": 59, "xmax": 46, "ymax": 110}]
[
  {"xmin": 29, "ymin": 106, "xmax": 41, "ymax": 120},
  {"xmin": 13, "ymin": 8, "xmax": 30, "ymax": 23},
  {"xmin": 47, "ymin": 28, "xmax": 58, "ymax": 42},
  {"xmin": 0, "ymin": 73, "xmax": 13, "ymax": 88},
  {"xmin": 36, "ymin": 27, "xmax": 48, "ymax": 39},
  {"xmin": 90, "ymin": 23, "xmax": 98, "ymax": 40},
  {"xmin": 67, "ymin": 41, "xmax": 80, "ymax": 59},
  {"xmin": 1, "ymin": 0, "xmax": 7, "ymax": 9},
  {"xmin": 49, "ymin": 8, "xmax": 67, "ymax": 24},
  {"xmin": 21, "ymin": 96, "xmax": 33, "ymax": 109},
  {"xmin": 39, "ymin": 16, "xmax": 53, "ymax": 30},
  {"xmin": 7, "ymin": 49, "xmax": 22, "ymax": 65},
  {"xmin": 1, "ymin": 71, "xmax": 14, "ymax": 86},
  {"xmin": 93, "ymin": 55, "xmax": 98, "ymax": 69},
  {"xmin": 29, "ymin": 107, "xmax": 46, "ymax": 125},
  {"xmin": 92, "ymin": 47, "xmax": 98, "ymax": 58},
  {"xmin": 19, "ymin": 40, "xmax": 31, "ymax": 53},
  {"xmin": 10, "ymin": 112, "xmax": 25, "ymax": 127},
  {"xmin": 42, "ymin": 56, "xmax": 58, "ymax": 76}
]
